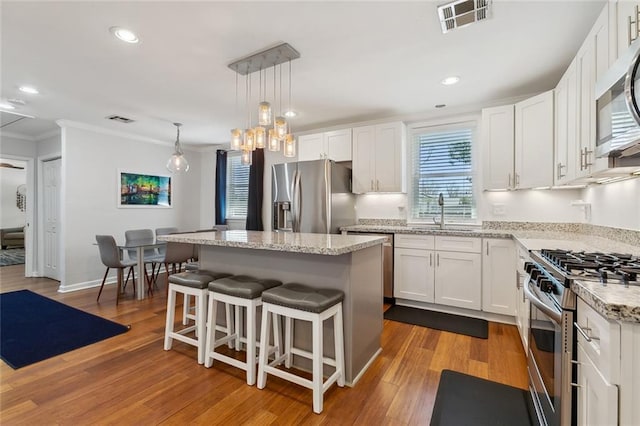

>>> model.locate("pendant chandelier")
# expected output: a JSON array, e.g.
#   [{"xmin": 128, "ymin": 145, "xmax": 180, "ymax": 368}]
[
  {"xmin": 166, "ymin": 122, "xmax": 190, "ymax": 173},
  {"xmin": 228, "ymin": 43, "xmax": 300, "ymax": 165}
]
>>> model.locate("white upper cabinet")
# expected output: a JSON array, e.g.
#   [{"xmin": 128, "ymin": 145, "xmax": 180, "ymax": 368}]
[
  {"xmin": 482, "ymin": 105, "xmax": 515, "ymax": 190},
  {"xmin": 576, "ymin": 5, "xmax": 610, "ymax": 179},
  {"xmin": 515, "ymin": 90, "xmax": 555, "ymax": 189},
  {"xmin": 613, "ymin": 0, "xmax": 640, "ymax": 60},
  {"xmin": 297, "ymin": 129, "xmax": 352, "ymax": 162},
  {"xmin": 554, "ymin": 58, "xmax": 579, "ymax": 185},
  {"xmin": 352, "ymin": 122, "xmax": 406, "ymax": 193},
  {"xmin": 482, "ymin": 91, "xmax": 553, "ymax": 190}
]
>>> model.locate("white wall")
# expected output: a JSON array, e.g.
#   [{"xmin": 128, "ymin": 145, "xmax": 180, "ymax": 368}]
[
  {"xmin": 0, "ymin": 159, "xmax": 27, "ymax": 228},
  {"xmin": 60, "ymin": 124, "xmax": 203, "ymax": 291},
  {"xmin": 37, "ymin": 132, "xmax": 62, "ymax": 157},
  {"xmin": 582, "ymin": 178, "xmax": 640, "ymax": 230},
  {"xmin": 0, "ymin": 134, "xmax": 37, "ymax": 158}
]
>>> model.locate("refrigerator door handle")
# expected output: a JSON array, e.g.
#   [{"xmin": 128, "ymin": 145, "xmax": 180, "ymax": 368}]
[
  {"xmin": 292, "ymin": 169, "xmax": 301, "ymax": 232},
  {"xmin": 324, "ymin": 160, "xmax": 331, "ymax": 234}
]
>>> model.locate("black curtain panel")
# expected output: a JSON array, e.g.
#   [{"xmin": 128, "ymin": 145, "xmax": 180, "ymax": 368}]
[
  {"xmin": 215, "ymin": 150, "xmax": 227, "ymax": 225},
  {"xmin": 246, "ymin": 148, "xmax": 264, "ymax": 231}
]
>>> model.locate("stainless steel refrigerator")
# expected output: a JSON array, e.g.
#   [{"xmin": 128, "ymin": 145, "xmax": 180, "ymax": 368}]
[{"xmin": 272, "ymin": 159, "xmax": 355, "ymax": 234}]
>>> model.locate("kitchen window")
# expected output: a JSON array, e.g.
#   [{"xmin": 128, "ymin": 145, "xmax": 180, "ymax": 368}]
[
  {"xmin": 409, "ymin": 122, "xmax": 477, "ymax": 222},
  {"xmin": 225, "ymin": 151, "xmax": 250, "ymax": 219}
]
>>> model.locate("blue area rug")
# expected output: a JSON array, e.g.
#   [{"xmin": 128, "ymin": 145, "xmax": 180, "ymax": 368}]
[
  {"xmin": 0, "ymin": 290, "xmax": 130, "ymax": 369},
  {"xmin": 0, "ymin": 248, "xmax": 25, "ymax": 267}
]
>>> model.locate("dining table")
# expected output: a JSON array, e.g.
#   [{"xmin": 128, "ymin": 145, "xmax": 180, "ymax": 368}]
[{"xmin": 118, "ymin": 238, "xmax": 166, "ymax": 300}]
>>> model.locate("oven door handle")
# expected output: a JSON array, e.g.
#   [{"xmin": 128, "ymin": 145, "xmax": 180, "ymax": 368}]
[{"xmin": 524, "ymin": 280, "xmax": 563, "ymax": 325}]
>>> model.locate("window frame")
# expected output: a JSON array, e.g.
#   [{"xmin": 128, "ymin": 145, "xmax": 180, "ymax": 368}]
[
  {"xmin": 225, "ymin": 151, "xmax": 250, "ymax": 220},
  {"xmin": 406, "ymin": 118, "xmax": 480, "ymax": 225}
]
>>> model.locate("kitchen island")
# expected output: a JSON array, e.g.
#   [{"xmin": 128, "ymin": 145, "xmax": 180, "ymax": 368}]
[{"xmin": 158, "ymin": 230, "xmax": 385, "ymax": 385}]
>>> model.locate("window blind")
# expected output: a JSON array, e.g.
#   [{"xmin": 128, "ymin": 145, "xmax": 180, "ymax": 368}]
[
  {"xmin": 410, "ymin": 126, "xmax": 476, "ymax": 220},
  {"xmin": 225, "ymin": 152, "xmax": 250, "ymax": 219}
]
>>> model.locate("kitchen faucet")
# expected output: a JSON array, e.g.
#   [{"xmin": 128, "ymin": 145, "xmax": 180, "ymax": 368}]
[{"xmin": 432, "ymin": 192, "xmax": 445, "ymax": 229}]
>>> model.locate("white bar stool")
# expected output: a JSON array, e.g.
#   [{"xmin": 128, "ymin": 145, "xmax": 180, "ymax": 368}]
[
  {"xmin": 257, "ymin": 283, "xmax": 345, "ymax": 414},
  {"xmin": 204, "ymin": 275, "xmax": 282, "ymax": 385},
  {"xmin": 164, "ymin": 270, "xmax": 231, "ymax": 364}
]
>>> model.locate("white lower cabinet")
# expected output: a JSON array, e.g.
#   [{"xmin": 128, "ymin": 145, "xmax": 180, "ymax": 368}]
[
  {"xmin": 482, "ymin": 238, "xmax": 516, "ymax": 316},
  {"xmin": 576, "ymin": 345, "xmax": 619, "ymax": 426},
  {"xmin": 394, "ymin": 235, "xmax": 481, "ymax": 310},
  {"xmin": 394, "ymin": 247, "xmax": 435, "ymax": 303},
  {"xmin": 434, "ymin": 250, "xmax": 481, "ymax": 310}
]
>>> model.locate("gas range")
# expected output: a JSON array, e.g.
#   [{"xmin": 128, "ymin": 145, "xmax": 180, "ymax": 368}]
[{"xmin": 535, "ymin": 249, "xmax": 640, "ymax": 287}]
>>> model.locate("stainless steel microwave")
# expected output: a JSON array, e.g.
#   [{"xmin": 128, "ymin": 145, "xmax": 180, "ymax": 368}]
[{"xmin": 595, "ymin": 38, "xmax": 640, "ymax": 159}]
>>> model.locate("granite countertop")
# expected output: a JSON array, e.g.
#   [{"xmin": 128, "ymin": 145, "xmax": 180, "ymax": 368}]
[
  {"xmin": 571, "ymin": 280, "xmax": 640, "ymax": 323},
  {"xmin": 158, "ymin": 230, "xmax": 386, "ymax": 256},
  {"xmin": 343, "ymin": 222, "xmax": 640, "ymax": 322}
]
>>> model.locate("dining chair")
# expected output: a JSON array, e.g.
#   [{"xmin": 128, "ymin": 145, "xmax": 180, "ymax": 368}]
[
  {"xmin": 95, "ymin": 235, "xmax": 138, "ymax": 304},
  {"xmin": 152, "ymin": 227, "xmax": 179, "ymax": 286},
  {"xmin": 157, "ymin": 241, "xmax": 195, "ymax": 293},
  {"xmin": 125, "ymin": 229, "xmax": 163, "ymax": 287}
]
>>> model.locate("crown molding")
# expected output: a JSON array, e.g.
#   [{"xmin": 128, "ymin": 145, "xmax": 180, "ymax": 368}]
[
  {"xmin": 35, "ymin": 128, "xmax": 61, "ymax": 142},
  {"xmin": 0, "ymin": 130, "xmax": 35, "ymax": 141},
  {"xmin": 55, "ymin": 119, "xmax": 172, "ymax": 147}
]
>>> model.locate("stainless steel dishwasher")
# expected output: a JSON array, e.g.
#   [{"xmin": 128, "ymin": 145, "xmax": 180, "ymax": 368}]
[{"xmin": 347, "ymin": 232, "xmax": 394, "ymax": 300}]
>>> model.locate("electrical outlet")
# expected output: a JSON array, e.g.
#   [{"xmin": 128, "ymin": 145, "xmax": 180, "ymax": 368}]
[{"xmin": 492, "ymin": 203, "xmax": 506, "ymax": 216}]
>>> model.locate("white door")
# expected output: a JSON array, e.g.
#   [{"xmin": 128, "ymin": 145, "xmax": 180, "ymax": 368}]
[
  {"xmin": 351, "ymin": 125, "xmax": 375, "ymax": 193},
  {"xmin": 374, "ymin": 122, "xmax": 403, "ymax": 192},
  {"xmin": 481, "ymin": 104, "xmax": 515, "ymax": 190},
  {"xmin": 43, "ymin": 158, "xmax": 61, "ymax": 280},
  {"xmin": 393, "ymin": 247, "xmax": 434, "ymax": 303}
]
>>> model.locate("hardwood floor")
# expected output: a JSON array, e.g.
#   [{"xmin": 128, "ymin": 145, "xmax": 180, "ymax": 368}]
[{"xmin": 0, "ymin": 264, "xmax": 528, "ymax": 424}]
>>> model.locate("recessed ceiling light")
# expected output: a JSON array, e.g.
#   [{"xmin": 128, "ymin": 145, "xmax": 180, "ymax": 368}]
[
  {"xmin": 441, "ymin": 76, "xmax": 460, "ymax": 86},
  {"xmin": 0, "ymin": 102, "xmax": 16, "ymax": 110},
  {"xmin": 435, "ymin": 104, "xmax": 446, "ymax": 108},
  {"xmin": 110, "ymin": 26, "xmax": 139, "ymax": 43},
  {"xmin": 284, "ymin": 110, "xmax": 297, "ymax": 118},
  {"xmin": 19, "ymin": 86, "xmax": 39, "ymax": 95}
]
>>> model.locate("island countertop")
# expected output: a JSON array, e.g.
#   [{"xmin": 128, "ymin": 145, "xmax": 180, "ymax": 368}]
[{"xmin": 158, "ymin": 230, "xmax": 385, "ymax": 256}]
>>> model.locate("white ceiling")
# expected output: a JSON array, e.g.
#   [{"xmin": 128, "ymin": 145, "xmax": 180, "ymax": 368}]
[{"xmin": 1, "ymin": 1, "xmax": 606, "ymax": 146}]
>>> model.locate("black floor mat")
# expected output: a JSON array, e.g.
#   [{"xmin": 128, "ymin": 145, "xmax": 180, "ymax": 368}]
[
  {"xmin": 430, "ymin": 370, "xmax": 534, "ymax": 426},
  {"xmin": 384, "ymin": 305, "xmax": 488, "ymax": 339}
]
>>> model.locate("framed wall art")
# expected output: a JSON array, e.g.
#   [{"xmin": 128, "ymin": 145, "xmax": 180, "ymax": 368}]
[{"xmin": 118, "ymin": 171, "xmax": 172, "ymax": 208}]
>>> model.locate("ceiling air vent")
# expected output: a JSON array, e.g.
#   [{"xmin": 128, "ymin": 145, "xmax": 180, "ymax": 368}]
[
  {"xmin": 437, "ymin": 0, "xmax": 491, "ymax": 34},
  {"xmin": 106, "ymin": 115, "xmax": 135, "ymax": 124}
]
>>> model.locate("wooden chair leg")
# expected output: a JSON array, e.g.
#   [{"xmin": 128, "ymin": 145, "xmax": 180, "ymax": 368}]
[{"xmin": 97, "ymin": 267, "xmax": 110, "ymax": 301}]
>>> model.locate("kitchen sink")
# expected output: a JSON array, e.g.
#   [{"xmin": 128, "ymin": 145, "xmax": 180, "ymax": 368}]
[{"xmin": 408, "ymin": 226, "xmax": 482, "ymax": 232}]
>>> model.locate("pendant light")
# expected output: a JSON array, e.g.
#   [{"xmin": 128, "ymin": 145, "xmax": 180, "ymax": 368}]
[
  {"xmin": 166, "ymin": 123, "xmax": 190, "ymax": 173},
  {"xmin": 230, "ymin": 72, "xmax": 243, "ymax": 150},
  {"xmin": 257, "ymin": 69, "xmax": 272, "ymax": 126},
  {"xmin": 227, "ymin": 43, "xmax": 300, "ymax": 156},
  {"xmin": 267, "ymin": 64, "xmax": 281, "ymax": 152},
  {"xmin": 274, "ymin": 64, "xmax": 288, "ymax": 139},
  {"xmin": 283, "ymin": 60, "xmax": 296, "ymax": 158}
]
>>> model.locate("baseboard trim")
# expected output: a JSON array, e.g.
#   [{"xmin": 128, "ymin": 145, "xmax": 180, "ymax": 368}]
[
  {"xmin": 348, "ymin": 347, "xmax": 382, "ymax": 387},
  {"xmin": 58, "ymin": 278, "xmax": 114, "ymax": 293}
]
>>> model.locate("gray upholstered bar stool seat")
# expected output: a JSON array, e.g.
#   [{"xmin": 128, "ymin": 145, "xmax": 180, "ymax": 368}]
[
  {"xmin": 164, "ymin": 270, "xmax": 231, "ymax": 364},
  {"xmin": 257, "ymin": 283, "xmax": 345, "ymax": 414},
  {"xmin": 204, "ymin": 275, "xmax": 282, "ymax": 386}
]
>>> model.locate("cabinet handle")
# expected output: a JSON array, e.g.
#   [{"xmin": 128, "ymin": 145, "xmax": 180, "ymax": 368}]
[
  {"xmin": 579, "ymin": 149, "xmax": 585, "ymax": 171},
  {"xmin": 515, "ymin": 173, "xmax": 520, "ymax": 187},
  {"xmin": 486, "ymin": 241, "xmax": 489, "ymax": 256},
  {"xmin": 584, "ymin": 147, "xmax": 593, "ymax": 167},
  {"xmin": 574, "ymin": 322, "xmax": 599, "ymax": 342},
  {"xmin": 508, "ymin": 173, "xmax": 512, "ymax": 188},
  {"xmin": 630, "ymin": 6, "xmax": 640, "ymax": 46},
  {"xmin": 376, "ymin": 179, "xmax": 380, "ymax": 191},
  {"xmin": 430, "ymin": 253, "xmax": 433, "ymax": 266},
  {"xmin": 557, "ymin": 162, "xmax": 565, "ymax": 179},
  {"xmin": 436, "ymin": 253, "xmax": 440, "ymax": 267}
]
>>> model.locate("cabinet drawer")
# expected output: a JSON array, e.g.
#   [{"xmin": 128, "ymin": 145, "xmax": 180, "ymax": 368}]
[
  {"xmin": 576, "ymin": 298, "xmax": 620, "ymax": 383},
  {"xmin": 435, "ymin": 236, "xmax": 481, "ymax": 253},
  {"xmin": 394, "ymin": 234, "xmax": 435, "ymax": 250}
]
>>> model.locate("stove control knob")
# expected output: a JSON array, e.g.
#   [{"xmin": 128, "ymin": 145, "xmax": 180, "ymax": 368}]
[
  {"xmin": 539, "ymin": 279, "xmax": 555, "ymax": 294},
  {"xmin": 530, "ymin": 269, "xmax": 541, "ymax": 281},
  {"xmin": 524, "ymin": 262, "xmax": 535, "ymax": 273}
]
